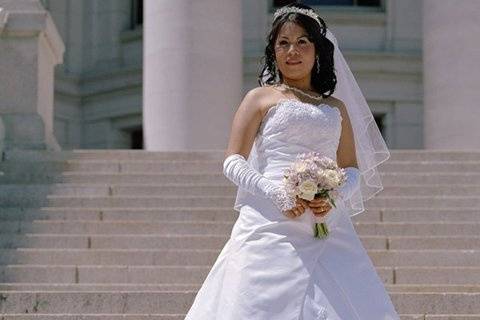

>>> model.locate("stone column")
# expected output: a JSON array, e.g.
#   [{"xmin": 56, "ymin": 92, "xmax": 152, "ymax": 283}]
[
  {"xmin": 423, "ymin": 0, "xmax": 480, "ymax": 149},
  {"xmin": 143, "ymin": 0, "xmax": 243, "ymax": 150},
  {"xmin": 0, "ymin": 0, "xmax": 65, "ymax": 151}
]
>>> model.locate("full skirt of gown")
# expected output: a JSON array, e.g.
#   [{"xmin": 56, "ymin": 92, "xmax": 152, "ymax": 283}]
[{"xmin": 184, "ymin": 196, "xmax": 400, "ymax": 320}]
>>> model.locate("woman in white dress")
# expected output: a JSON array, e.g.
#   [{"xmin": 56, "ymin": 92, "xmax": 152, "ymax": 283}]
[{"xmin": 185, "ymin": 3, "xmax": 400, "ymax": 319}]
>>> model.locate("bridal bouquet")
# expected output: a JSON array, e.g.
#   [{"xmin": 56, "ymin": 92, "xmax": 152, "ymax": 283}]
[{"xmin": 282, "ymin": 152, "xmax": 347, "ymax": 239}]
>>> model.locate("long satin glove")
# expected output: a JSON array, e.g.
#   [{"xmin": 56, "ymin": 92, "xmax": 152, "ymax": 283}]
[
  {"xmin": 337, "ymin": 167, "xmax": 361, "ymax": 201},
  {"xmin": 222, "ymin": 153, "xmax": 297, "ymax": 212}
]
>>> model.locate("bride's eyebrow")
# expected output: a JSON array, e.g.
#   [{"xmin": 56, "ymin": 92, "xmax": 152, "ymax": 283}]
[{"xmin": 279, "ymin": 34, "xmax": 309, "ymax": 39}]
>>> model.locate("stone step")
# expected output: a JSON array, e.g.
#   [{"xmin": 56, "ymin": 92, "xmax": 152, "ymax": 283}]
[
  {"xmin": 3, "ymin": 170, "xmax": 480, "ymax": 184},
  {"xmin": 0, "ymin": 283, "xmax": 478, "ymax": 293},
  {"xmin": 0, "ymin": 206, "xmax": 374, "ymax": 223},
  {"xmin": 0, "ymin": 314, "xmax": 448, "ymax": 320},
  {"xmin": 3, "ymin": 150, "xmax": 222, "ymax": 162},
  {"xmin": 396, "ymin": 316, "xmax": 480, "ymax": 320},
  {"xmin": 0, "ymin": 172, "xmax": 229, "ymax": 185},
  {"xmin": 381, "ymin": 185, "xmax": 480, "ymax": 196},
  {"xmin": 5, "ymin": 149, "xmax": 480, "ymax": 162},
  {"xmin": 386, "ymin": 284, "xmax": 480, "ymax": 293},
  {"xmin": 0, "ymin": 207, "xmax": 242, "ymax": 222},
  {"xmin": 353, "ymin": 221, "xmax": 480, "ymax": 236},
  {"xmin": 0, "ymin": 290, "xmax": 477, "ymax": 314},
  {"xmin": 3, "ymin": 192, "xmax": 480, "ymax": 209},
  {"xmin": 0, "ymin": 283, "xmax": 201, "ymax": 291},
  {"xmin": 4, "ymin": 159, "xmax": 480, "ymax": 175},
  {"xmin": 388, "ymin": 236, "xmax": 480, "ymax": 250},
  {"xmin": 0, "ymin": 291, "xmax": 196, "ymax": 314},
  {"xmin": 60, "ymin": 183, "xmax": 480, "ymax": 197},
  {"xmin": 0, "ymin": 316, "xmax": 184, "ymax": 320},
  {"xmin": 0, "ymin": 207, "xmax": 478, "ymax": 224},
  {"xmin": 367, "ymin": 250, "xmax": 480, "ymax": 267},
  {"xmin": 0, "ymin": 265, "xmax": 477, "ymax": 285},
  {"xmin": 0, "ymin": 234, "xmax": 387, "ymax": 250},
  {"xmin": 380, "ymin": 172, "xmax": 480, "ymax": 185},
  {"xmin": 0, "ymin": 220, "xmax": 478, "ymax": 236},
  {"xmin": 0, "ymin": 185, "xmax": 52, "ymax": 207},
  {"xmin": 103, "ymin": 171, "xmax": 480, "ymax": 185},
  {"xmin": 0, "ymin": 184, "xmax": 234, "ymax": 198},
  {"xmin": 0, "ymin": 314, "xmax": 477, "ymax": 320},
  {"xmin": 380, "ymin": 209, "xmax": 480, "ymax": 222},
  {"xmin": 0, "ymin": 160, "xmax": 221, "ymax": 174},
  {"xmin": 0, "ymin": 156, "xmax": 480, "ymax": 172},
  {"xmin": 380, "ymin": 161, "xmax": 480, "ymax": 172},
  {"xmin": 3, "ymin": 183, "xmax": 480, "ymax": 199},
  {"xmin": 40, "ymin": 195, "xmax": 480, "ymax": 209},
  {"xmin": 392, "ymin": 267, "xmax": 480, "ymax": 285},
  {"xmin": 366, "ymin": 195, "xmax": 480, "ymax": 208},
  {"xmin": 0, "ymin": 248, "xmax": 477, "ymax": 266},
  {"xmin": 389, "ymin": 292, "xmax": 480, "ymax": 314},
  {"xmin": 32, "ymin": 195, "xmax": 235, "ymax": 208},
  {"xmin": 1, "ymin": 233, "xmax": 479, "ymax": 250}
]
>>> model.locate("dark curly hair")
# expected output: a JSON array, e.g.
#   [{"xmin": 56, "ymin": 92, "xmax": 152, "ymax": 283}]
[{"xmin": 258, "ymin": 3, "xmax": 337, "ymax": 98}]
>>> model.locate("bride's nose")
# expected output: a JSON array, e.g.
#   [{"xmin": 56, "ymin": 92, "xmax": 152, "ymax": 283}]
[{"xmin": 287, "ymin": 44, "xmax": 300, "ymax": 55}]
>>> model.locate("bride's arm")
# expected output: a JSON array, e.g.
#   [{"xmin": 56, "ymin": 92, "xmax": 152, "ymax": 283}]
[
  {"xmin": 332, "ymin": 98, "xmax": 361, "ymax": 201},
  {"xmin": 222, "ymin": 87, "xmax": 297, "ymax": 212},
  {"xmin": 224, "ymin": 87, "xmax": 265, "ymax": 161}
]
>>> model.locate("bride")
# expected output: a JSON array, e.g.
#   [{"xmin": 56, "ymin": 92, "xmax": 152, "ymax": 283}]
[{"xmin": 185, "ymin": 3, "xmax": 400, "ymax": 319}]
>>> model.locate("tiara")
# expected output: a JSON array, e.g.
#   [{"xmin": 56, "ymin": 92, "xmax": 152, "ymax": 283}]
[{"xmin": 273, "ymin": 6, "xmax": 321, "ymax": 25}]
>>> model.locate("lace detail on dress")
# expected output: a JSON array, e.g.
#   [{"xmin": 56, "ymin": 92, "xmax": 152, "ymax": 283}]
[
  {"xmin": 259, "ymin": 98, "xmax": 342, "ymax": 135},
  {"xmin": 257, "ymin": 99, "xmax": 342, "ymax": 158},
  {"xmin": 267, "ymin": 186, "xmax": 296, "ymax": 212},
  {"xmin": 316, "ymin": 306, "xmax": 328, "ymax": 320}
]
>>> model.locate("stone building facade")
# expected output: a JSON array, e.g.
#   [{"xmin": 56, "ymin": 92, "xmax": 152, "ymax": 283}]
[{"xmin": 2, "ymin": 0, "xmax": 477, "ymax": 150}]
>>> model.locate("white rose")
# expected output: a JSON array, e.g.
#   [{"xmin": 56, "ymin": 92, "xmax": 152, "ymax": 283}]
[
  {"xmin": 299, "ymin": 180, "xmax": 317, "ymax": 201},
  {"xmin": 325, "ymin": 170, "xmax": 341, "ymax": 188}
]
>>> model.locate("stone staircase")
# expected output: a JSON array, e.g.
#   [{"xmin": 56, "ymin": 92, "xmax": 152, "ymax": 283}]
[{"xmin": 0, "ymin": 149, "xmax": 479, "ymax": 319}]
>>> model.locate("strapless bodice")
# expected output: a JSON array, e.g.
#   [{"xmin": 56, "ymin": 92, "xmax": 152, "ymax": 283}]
[{"xmin": 254, "ymin": 98, "xmax": 343, "ymax": 184}]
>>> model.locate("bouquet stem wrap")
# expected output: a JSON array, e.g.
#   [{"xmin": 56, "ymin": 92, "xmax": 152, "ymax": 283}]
[{"xmin": 312, "ymin": 191, "xmax": 337, "ymax": 239}]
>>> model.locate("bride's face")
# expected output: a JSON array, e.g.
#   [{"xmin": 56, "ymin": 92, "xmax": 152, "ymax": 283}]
[{"xmin": 274, "ymin": 22, "xmax": 316, "ymax": 81}]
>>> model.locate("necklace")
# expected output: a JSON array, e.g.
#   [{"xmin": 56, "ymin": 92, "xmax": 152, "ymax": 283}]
[{"xmin": 278, "ymin": 83, "xmax": 324, "ymax": 101}]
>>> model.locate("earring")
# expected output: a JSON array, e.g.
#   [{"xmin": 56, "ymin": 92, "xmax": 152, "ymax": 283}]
[{"xmin": 316, "ymin": 55, "xmax": 320, "ymax": 73}]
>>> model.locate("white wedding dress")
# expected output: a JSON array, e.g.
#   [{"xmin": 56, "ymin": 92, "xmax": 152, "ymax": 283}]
[{"xmin": 185, "ymin": 98, "xmax": 400, "ymax": 320}]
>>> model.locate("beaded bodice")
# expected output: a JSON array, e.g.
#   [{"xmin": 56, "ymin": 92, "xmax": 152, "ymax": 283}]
[{"xmin": 254, "ymin": 98, "xmax": 343, "ymax": 184}]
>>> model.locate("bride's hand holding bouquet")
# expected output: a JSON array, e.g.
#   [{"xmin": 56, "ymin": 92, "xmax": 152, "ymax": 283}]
[
  {"xmin": 282, "ymin": 195, "xmax": 310, "ymax": 219},
  {"xmin": 308, "ymin": 195, "xmax": 333, "ymax": 219},
  {"xmin": 282, "ymin": 152, "xmax": 347, "ymax": 239}
]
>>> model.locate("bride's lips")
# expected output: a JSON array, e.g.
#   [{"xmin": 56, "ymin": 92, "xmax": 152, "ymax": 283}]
[{"xmin": 286, "ymin": 61, "xmax": 302, "ymax": 65}]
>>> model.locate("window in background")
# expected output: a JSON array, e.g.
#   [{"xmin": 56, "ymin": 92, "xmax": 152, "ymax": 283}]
[
  {"xmin": 130, "ymin": 127, "xmax": 143, "ymax": 149},
  {"xmin": 131, "ymin": 0, "xmax": 143, "ymax": 29},
  {"xmin": 373, "ymin": 113, "xmax": 386, "ymax": 138}
]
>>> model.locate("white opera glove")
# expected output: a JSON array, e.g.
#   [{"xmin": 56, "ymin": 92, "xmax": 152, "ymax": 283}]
[
  {"xmin": 338, "ymin": 167, "xmax": 361, "ymax": 201},
  {"xmin": 223, "ymin": 153, "xmax": 296, "ymax": 212}
]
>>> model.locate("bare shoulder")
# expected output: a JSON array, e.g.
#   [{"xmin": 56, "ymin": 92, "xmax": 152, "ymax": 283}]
[
  {"xmin": 244, "ymin": 86, "xmax": 274, "ymax": 103},
  {"xmin": 224, "ymin": 86, "xmax": 281, "ymax": 159},
  {"xmin": 243, "ymin": 85, "xmax": 284, "ymax": 116}
]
